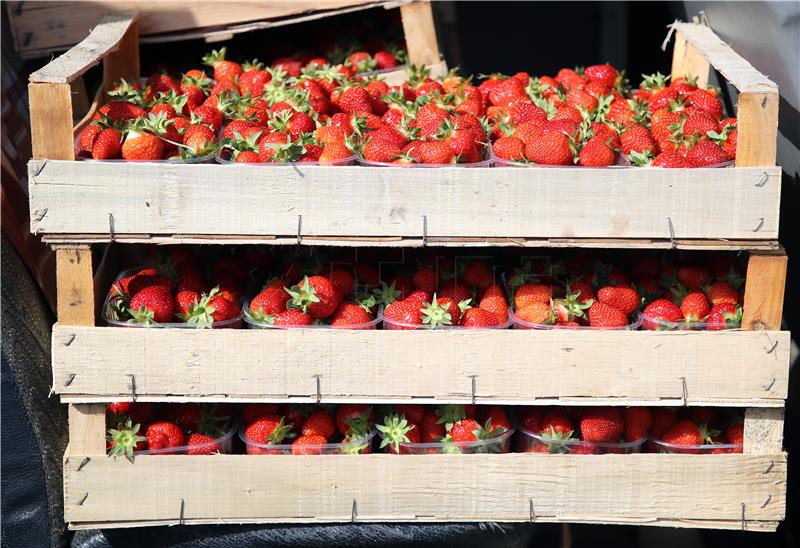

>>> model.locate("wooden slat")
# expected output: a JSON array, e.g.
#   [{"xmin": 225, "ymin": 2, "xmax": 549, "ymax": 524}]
[
  {"xmin": 63, "ymin": 453, "xmax": 786, "ymax": 529},
  {"xmin": 29, "ymin": 13, "xmax": 138, "ymax": 84},
  {"xmin": 400, "ymin": 1, "xmax": 440, "ymax": 66},
  {"xmin": 742, "ymin": 251, "xmax": 787, "ymax": 330},
  {"xmin": 9, "ymin": 1, "xmax": 379, "ymax": 58},
  {"xmin": 28, "ymin": 84, "xmax": 74, "ymax": 160},
  {"xmin": 670, "ymin": 30, "xmax": 710, "ymax": 87},
  {"xmin": 67, "ymin": 404, "xmax": 106, "ymax": 456},
  {"xmin": 744, "ymin": 408, "xmax": 784, "ymax": 454},
  {"xmin": 52, "ymin": 326, "xmax": 789, "ymax": 405},
  {"xmin": 736, "ymin": 91, "xmax": 779, "ymax": 167},
  {"xmin": 55, "ymin": 247, "xmax": 95, "ymax": 326},
  {"xmin": 28, "ymin": 162, "xmax": 782, "ymax": 240}
]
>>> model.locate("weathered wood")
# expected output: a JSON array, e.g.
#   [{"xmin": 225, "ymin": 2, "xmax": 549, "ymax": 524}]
[
  {"xmin": 67, "ymin": 404, "xmax": 106, "ymax": 456},
  {"xmin": 28, "ymin": 84, "xmax": 74, "ymax": 160},
  {"xmin": 28, "ymin": 162, "xmax": 782, "ymax": 240},
  {"xmin": 63, "ymin": 452, "xmax": 786, "ymax": 529},
  {"xmin": 670, "ymin": 30, "xmax": 710, "ymax": 87},
  {"xmin": 744, "ymin": 408, "xmax": 784, "ymax": 453},
  {"xmin": 55, "ymin": 247, "xmax": 95, "ymax": 326},
  {"xmin": 29, "ymin": 13, "xmax": 138, "ymax": 84},
  {"xmin": 736, "ymin": 91, "xmax": 779, "ymax": 167},
  {"xmin": 400, "ymin": 1, "xmax": 440, "ymax": 66},
  {"xmin": 742, "ymin": 251, "xmax": 787, "ymax": 330},
  {"xmin": 52, "ymin": 326, "xmax": 789, "ymax": 405}
]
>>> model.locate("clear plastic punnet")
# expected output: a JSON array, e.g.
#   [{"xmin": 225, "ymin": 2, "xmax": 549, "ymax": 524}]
[
  {"xmin": 640, "ymin": 313, "xmax": 740, "ymax": 331},
  {"xmin": 509, "ymin": 309, "xmax": 642, "ymax": 331},
  {"xmin": 648, "ymin": 437, "xmax": 743, "ymax": 454},
  {"xmin": 240, "ymin": 427, "xmax": 376, "ymax": 455},
  {"xmin": 103, "ymin": 267, "xmax": 244, "ymax": 329},
  {"xmin": 356, "ymin": 154, "xmax": 494, "ymax": 169},
  {"xmin": 134, "ymin": 422, "xmax": 238, "ymax": 456},
  {"xmin": 243, "ymin": 302, "xmax": 383, "ymax": 330},
  {"xmin": 382, "ymin": 312, "xmax": 512, "ymax": 330},
  {"xmin": 379, "ymin": 427, "xmax": 515, "ymax": 454},
  {"xmin": 215, "ymin": 149, "xmax": 355, "ymax": 166},
  {"xmin": 515, "ymin": 425, "xmax": 646, "ymax": 454}
]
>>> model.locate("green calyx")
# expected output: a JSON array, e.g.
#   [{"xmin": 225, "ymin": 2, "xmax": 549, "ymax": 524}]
[
  {"xmin": 266, "ymin": 417, "xmax": 293, "ymax": 445},
  {"xmin": 420, "ymin": 294, "xmax": 453, "ymax": 326},
  {"xmin": 107, "ymin": 419, "xmax": 146, "ymax": 462},
  {"xmin": 539, "ymin": 426, "xmax": 576, "ymax": 454},
  {"xmin": 107, "ymin": 78, "xmax": 145, "ymax": 105},
  {"xmin": 372, "ymin": 281, "xmax": 402, "ymax": 306},
  {"xmin": 202, "ymin": 47, "xmax": 227, "ymax": 67},
  {"xmin": 640, "ymin": 71, "xmax": 670, "ymax": 91},
  {"xmin": 128, "ymin": 306, "xmax": 156, "ymax": 326},
  {"xmin": 435, "ymin": 404, "xmax": 466, "ymax": 431},
  {"xmin": 286, "ymin": 276, "xmax": 320, "ymax": 313},
  {"xmin": 377, "ymin": 414, "xmax": 415, "ymax": 452},
  {"xmin": 344, "ymin": 409, "xmax": 373, "ymax": 438},
  {"xmin": 555, "ymin": 291, "xmax": 592, "ymax": 321},
  {"xmin": 177, "ymin": 286, "xmax": 220, "ymax": 328}
]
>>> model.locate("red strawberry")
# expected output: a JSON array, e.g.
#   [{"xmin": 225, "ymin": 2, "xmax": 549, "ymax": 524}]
[
  {"xmin": 706, "ymin": 281, "xmax": 739, "ymax": 306},
  {"xmin": 244, "ymin": 415, "xmax": 292, "ymax": 446},
  {"xmin": 362, "ymin": 138, "xmax": 402, "ymax": 163},
  {"xmin": 448, "ymin": 418, "xmax": 482, "ymax": 442},
  {"xmin": 302, "ymin": 410, "xmax": 336, "ymax": 439},
  {"xmin": 686, "ymin": 88, "xmax": 723, "ymax": 119},
  {"xmin": 678, "ymin": 266, "xmax": 710, "ymax": 290},
  {"xmin": 519, "ymin": 406, "xmax": 545, "ymax": 433},
  {"xmin": 291, "ymin": 434, "xmax": 328, "ymax": 455},
  {"xmin": 597, "ymin": 285, "xmax": 639, "ymax": 315},
  {"xmin": 539, "ymin": 409, "xmax": 574, "ymax": 438},
  {"xmin": 588, "ymin": 302, "xmax": 629, "ymax": 328},
  {"xmin": 493, "ymin": 135, "xmax": 526, "ymax": 161},
  {"xmin": 706, "ymin": 303, "xmax": 742, "ymax": 329},
  {"xmin": 724, "ymin": 421, "xmax": 744, "ymax": 446},
  {"xmin": 580, "ymin": 407, "xmax": 623, "ymax": 442},
  {"xmin": 620, "ymin": 125, "xmax": 655, "ymax": 156},
  {"xmin": 91, "ymin": 127, "xmax": 123, "ymax": 159},
  {"xmin": 145, "ymin": 421, "xmax": 185, "ymax": 452},
  {"xmin": 186, "ymin": 433, "xmax": 220, "ymax": 455},
  {"xmin": 129, "ymin": 285, "xmax": 174, "ymax": 324},
  {"xmin": 394, "ymin": 404, "xmax": 425, "ymax": 424},
  {"xmin": 680, "ymin": 291, "xmax": 710, "ymax": 321},
  {"xmin": 384, "ymin": 299, "xmax": 422, "ymax": 329},
  {"xmin": 623, "ymin": 407, "xmax": 652, "ymax": 442},
  {"xmin": 412, "ymin": 267, "xmax": 438, "ymax": 293},
  {"xmin": 584, "ymin": 64, "xmax": 618, "ymax": 88},
  {"xmin": 202, "ymin": 47, "xmax": 243, "ymax": 82},
  {"xmin": 525, "ymin": 132, "xmax": 573, "ymax": 165},
  {"xmin": 419, "ymin": 408, "xmax": 446, "ymax": 443},
  {"xmin": 642, "ymin": 298, "xmax": 682, "ymax": 330},
  {"xmin": 377, "ymin": 414, "xmax": 419, "ymax": 453},
  {"xmin": 330, "ymin": 301, "xmax": 374, "ymax": 328},
  {"xmin": 336, "ymin": 404, "xmax": 373, "ymax": 436},
  {"xmin": 106, "ymin": 402, "xmax": 131, "ymax": 419},
  {"xmin": 288, "ymin": 275, "xmax": 338, "ymax": 319},
  {"xmin": 417, "ymin": 140, "xmax": 456, "ymax": 164},
  {"xmin": 335, "ymin": 84, "xmax": 373, "ymax": 114},
  {"xmin": 421, "ymin": 294, "xmax": 460, "ymax": 326},
  {"xmin": 651, "ymin": 151, "xmax": 690, "ymax": 168},
  {"xmin": 242, "ymin": 403, "xmax": 280, "ymax": 425},
  {"xmin": 686, "ymin": 140, "xmax": 729, "ymax": 167},
  {"xmin": 272, "ymin": 309, "xmax": 312, "ymax": 326},
  {"xmin": 460, "ymin": 307, "xmax": 500, "ymax": 327},
  {"xmin": 479, "ymin": 285, "xmax": 508, "ymax": 321},
  {"xmin": 649, "ymin": 408, "xmax": 678, "ymax": 438},
  {"xmin": 248, "ymin": 286, "xmax": 290, "ymax": 321},
  {"xmin": 106, "ymin": 419, "xmax": 146, "ymax": 461}
]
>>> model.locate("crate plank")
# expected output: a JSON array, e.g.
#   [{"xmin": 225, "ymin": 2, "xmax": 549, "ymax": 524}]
[
  {"xmin": 400, "ymin": 1, "xmax": 440, "ymax": 66},
  {"xmin": 28, "ymin": 162, "xmax": 782, "ymax": 240},
  {"xmin": 52, "ymin": 326, "xmax": 789, "ymax": 405},
  {"xmin": 55, "ymin": 248, "xmax": 95, "ymax": 325},
  {"xmin": 63, "ymin": 453, "xmax": 786, "ymax": 529},
  {"xmin": 29, "ymin": 84, "xmax": 75, "ymax": 160},
  {"xmin": 742, "ymin": 252, "xmax": 787, "ymax": 330}
]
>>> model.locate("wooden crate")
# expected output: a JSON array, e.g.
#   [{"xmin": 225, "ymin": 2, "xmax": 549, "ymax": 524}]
[{"xmin": 28, "ymin": 20, "xmax": 779, "ymax": 246}]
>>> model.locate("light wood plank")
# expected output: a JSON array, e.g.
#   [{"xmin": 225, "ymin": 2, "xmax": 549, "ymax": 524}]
[
  {"xmin": 29, "ymin": 13, "xmax": 138, "ymax": 84},
  {"xmin": 670, "ymin": 30, "xmax": 710, "ymax": 87},
  {"xmin": 400, "ymin": 1, "xmax": 440, "ymax": 66},
  {"xmin": 742, "ymin": 251, "xmax": 787, "ymax": 330},
  {"xmin": 52, "ymin": 326, "xmax": 789, "ymax": 404},
  {"xmin": 62, "ymin": 453, "xmax": 786, "ymax": 529},
  {"xmin": 736, "ymin": 91, "xmax": 779, "ymax": 167},
  {"xmin": 28, "ymin": 84, "xmax": 74, "ymax": 160},
  {"xmin": 28, "ymin": 162, "xmax": 782, "ymax": 240},
  {"xmin": 67, "ymin": 404, "xmax": 106, "ymax": 456},
  {"xmin": 744, "ymin": 408, "xmax": 784, "ymax": 454},
  {"xmin": 55, "ymin": 247, "xmax": 95, "ymax": 326}
]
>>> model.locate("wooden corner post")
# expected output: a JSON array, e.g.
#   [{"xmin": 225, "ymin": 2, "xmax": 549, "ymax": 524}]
[{"xmin": 400, "ymin": 1, "xmax": 441, "ymax": 66}]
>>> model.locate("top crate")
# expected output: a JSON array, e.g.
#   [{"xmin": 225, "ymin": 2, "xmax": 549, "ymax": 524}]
[{"xmin": 27, "ymin": 15, "xmax": 781, "ymax": 248}]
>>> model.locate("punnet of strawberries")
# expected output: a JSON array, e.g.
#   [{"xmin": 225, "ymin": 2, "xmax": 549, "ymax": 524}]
[
  {"xmin": 106, "ymin": 402, "xmax": 235, "ymax": 459},
  {"xmin": 241, "ymin": 403, "xmax": 375, "ymax": 455}
]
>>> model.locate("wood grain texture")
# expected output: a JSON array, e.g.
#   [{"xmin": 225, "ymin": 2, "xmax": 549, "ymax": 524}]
[
  {"xmin": 736, "ymin": 91, "xmax": 779, "ymax": 167},
  {"xmin": 744, "ymin": 408, "xmax": 784, "ymax": 453},
  {"xmin": 62, "ymin": 453, "xmax": 786, "ymax": 529},
  {"xmin": 67, "ymin": 404, "xmax": 106, "ymax": 455},
  {"xmin": 670, "ymin": 30, "xmax": 710, "ymax": 87},
  {"xmin": 742, "ymin": 252, "xmax": 787, "ymax": 330},
  {"xmin": 55, "ymin": 248, "xmax": 95, "ymax": 326},
  {"xmin": 29, "ymin": 84, "xmax": 74, "ymax": 160},
  {"xmin": 29, "ymin": 13, "xmax": 138, "ymax": 84},
  {"xmin": 400, "ymin": 1, "xmax": 440, "ymax": 66},
  {"xmin": 9, "ymin": 1, "xmax": 378, "ymax": 57},
  {"xmin": 51, "ymin": 326, "xmax": 789, "ymax": 405},
  {"xmin": 28, "ymin": 161, "xmax": 782, "ymax": 240}
]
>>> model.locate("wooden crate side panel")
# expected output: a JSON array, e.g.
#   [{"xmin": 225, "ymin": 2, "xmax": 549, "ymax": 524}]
[
  {"xmin": 52, "ymin": 327, "xmax": 789, "ymax": 404},
  {"xmin": 742, "ymin": 252, "xmax": 787, "ymax": 330},
  {"xmin": 28, "ymin": 162, "xmax": 782, "ymax": 240},
  {"xmin": 63, "ymin": 453, "xmax": 786, "ymax": 527},
  {"xmin": 400, "ymin": 1, "xmax": 440, "ymax": 66},
  {"xmin": 55, "ymin": 248, "xmax": 95, "ymax": 326},
  {"xmin": 745, "ymin": 408, "xmax": 785, "ymax": 453},
  {"xmin": 67, "ymin": 404, "xmax": 106, "ymax": 455},
  {"xmin": 29, "ymin": 84, "xmax": 74, "ymax": 160},
  {"xmin": 670, "ymin": 30, "xmax": 711, "ymax": 87}
]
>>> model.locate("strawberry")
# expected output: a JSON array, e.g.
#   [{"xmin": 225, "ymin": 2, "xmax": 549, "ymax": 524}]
[
  {"xmin": 577, "ymin": 135, "xmax": 615, "ymax": 166},
  {"xmin": 175, "ymin": 289, "xmax": 200, "ymax": 317},
  {"xmin": 706, "ymin": 303, "xmax": 742, "ymax": 330},
  {"xmin": 291, "ymin": 434, "xmax": 328, "ymax": 455},
  {"xmin": 394, "ymin": 404, "xmax": 425, "ymax": 424},
  {"xmin": 682, "ymin": 110, "xmax": 720, "ymax": 138},
  {"xmin": 336, "ymin": 404, "xmax": 373, "ymax": 436},
  {"xmin": 106, "ymin": 402, "xmax": 131, "ymax": 419},
  {"xmin": 479, "ymin": 285, "xmax": 508, "ymax": 321},
  {"xmin": 623, "ymin": 407, "xmax": 652, "ymax": 442},
  {"xmin": 91, "ymin": 127, "xmax": 123, "ymax": 159},
  {"xmin": 420, "ymin": 294, "xmax": 459, "ymax": 326},
  {"xmin": 686, "ymin": 140, "xmax": 729, "ymax": 167},
  {"xmin": 419, "ymin": 408, "xmax": 446, "ymax": 443},
  {"xmin": 514, "ymin": 283, "xmax": 552, "ymax": 309},
  {"xmin": 242, "ymin": 403, "xmax": 279, "ymax": 425},
  {"xmin": 335, "ymin": 83, "xmax": 373, "ymax": 114},
  {"xmin": 620, "ymin": 125, "xmax": 655, "ymax": 156},
  {"xmin": 287, "ymin": 275, "xmax": 338, "ymax": 319},
  {"xmin": 128, "ymin": 285, "xmax": 174, "ymax": 324},
  {"xmin": 493, "ymin": 135, "xmax": 526, "ymax": 161},
  {"xmin": 193, "ymin": 105, "xmax": 223, "ymax": 132},
  {"xmin": 272, "ymin": 309, "xmax": 313, "ymax": 326},
  {"xmin": 525, "ymin": 131, "xmax": 573, "ymax": 165},
  {"xmin": 248, "ymin": 286, "xmax": 290, "ymax": 321},
  {"xmin": 588, "ymin": 302, "xmax": 629, "ymax": 328},
  {"xmin": 660, "ymin": 420, "xmax": 718, "ymax": 452},
  {"xmin": 515, "ymin": 302, "xmax": 553, "ymax": 325},
  {"xmin": 107, "ymin": 419, "xmax": 146, "ymax": 461},
  {"xmin": 412, "ymin": 267, "xmax": 438, "ymax": 293},
  {"xmin": 330, "ymin": 301, "xmax": 374, "ymax": 328},
  {"xmin": 121, "ymin": 116, "xmax": 165, "ymax": 160},
  {"xmin": 438, "ymin": 279, "xmax": 471, "ymax": 304},
  {"xmin": 724, "ymin": 421, "xmax": 744, "ymax": 446},
  {"xmin": 202, "ymin": 47, "xmax": 243, "ymax": 82},
  {"xmin": 596, "ymin": 285, "xmax": 639, "ymax": 315},
  {"xmin": 383, "ymin": 299, "xmax": 422, "ymax": 328},
  {"xmin": 686, "ymin": 88, "xmax": 723, "ymax": 119},
  {"xmin": 186, "ymin": 433, "xmax": 220, "ymax": 455},
  {"xmin": 362, "ymin": 138, "xmax": 402, "ymax": 163},
  {"xmin": 677, "ymin": 266, "xmax": 710, "ymax": 290},
  {"xmin": 649, "ymin": 408, "xmax": 678, "ymax": 439},
  {"xmin": 377, "ymin": 414, "xmax": 419, "ymax": 453},
  {"xmin": 555, "ymin": 68, "xmax": 586, "ymax": 90},
  {"xmin": 552, "ymin": 292, "xmax": 591, "ymax": 323},
  {"xmin": 244, "ymin": 415, "xmax": 293, "ymax": 445},
  {"xmin": 580, "ymin": 407, "xmax": 623, "ymax": 442},
  {"xmin": 145, "ymin": 421, "xmax": 185, "ymax": 452},
  {"xmin": 519, "ymin": 406, "xmax": 545, "ymax": 433},
  {"xmin": 679, "ymin": 291, "xmax": 710, "ymax": 321},
  {"xmin": 417, "ymin": 140, "xmax": 456, "ymax": 164},
  {"xmin": 460, "ymin": 307, "xmax": 500, "ymax": 327},
  {"xmin": 463, "ymin": 260, "xmax": 494, "ymax": 289},
  {"xmin": 539, "ymin": 408, "xmax": 574, "ymax": 438},
  {"xmin": 98, "ymin": 101, "xmax": 147, "ymax": 123},
  {"xmin": 650, "ymin": 150, "xmax": 690, "ymax": 168},
  {"xmin": 641, "ymin": 298, "xmax": 683, "ymax": 330},
  {"xmin": 302, "ymin": 410, "xmax": 336, "ymax": 439},
  {"xmin": 584, "ymin": 64, "xmax": 617, "ymax": 88}
]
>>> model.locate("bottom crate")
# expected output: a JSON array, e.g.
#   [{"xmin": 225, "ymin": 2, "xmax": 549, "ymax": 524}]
[{"xmin": 63, "ymin": 452, "xmax": 786, "ymax": 530}]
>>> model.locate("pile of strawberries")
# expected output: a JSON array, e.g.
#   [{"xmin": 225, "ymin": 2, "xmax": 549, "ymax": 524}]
[
  {"xmin": 106, "ymin": 402, "xmax": 233, "ymax": 458},
  {"xmin": 377, "ymin": 404, "xmax": 512, "ymax": 454},
  {"xmin": 106, "ymin": 248, "xmax": 247, "ymax": 326},
  {"xmin": 507, "ymin": 250, "xmax": 743, "ymax": 330},
  {"xmin": 489, "ymin": 65, "xmax": 736, "ymax": 167},
  {"xmin": 518, "ymin": 405, "xmax": 743, "ymax": 454},
  {"xmin": 242, "ymin": 403, "xmax": 374, "ymax": 455}
]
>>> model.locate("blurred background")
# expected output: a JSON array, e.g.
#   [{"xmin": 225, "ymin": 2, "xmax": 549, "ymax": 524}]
[{"xmin": 2, "ymin": 2, "xmax": 798, "ymax": 547}]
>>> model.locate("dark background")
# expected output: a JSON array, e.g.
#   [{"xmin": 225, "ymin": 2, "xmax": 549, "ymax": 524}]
[{"xmin": 2, "ymin": 2, "xmax": 798, "ymax": 547}]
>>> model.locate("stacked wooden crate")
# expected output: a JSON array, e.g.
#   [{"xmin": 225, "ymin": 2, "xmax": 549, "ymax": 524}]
[{"xmin": 26, "ymin": 8, "xmax": 788, "ymax": 531}]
